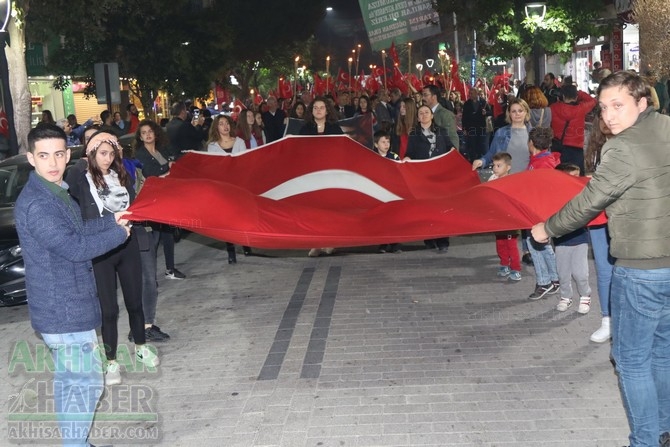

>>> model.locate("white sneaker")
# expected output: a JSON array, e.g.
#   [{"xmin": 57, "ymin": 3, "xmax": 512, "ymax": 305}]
[
  {"xmin": 577, "ymin": 296, "xmax": 591, "ymax": 314},
  {"xmin": 556, "ymin": 298, "xmax": 572, "ymax": 312},
  {"xmin": 105, "ymin": 361, "xmax": 122, "ymax": 386},
  {"xmin": 308, "ymin": 248, "xmax": 321, "ymax": 257},
  {"xmin": 322, "ymin": 248, "xmax": 335, "ymax": 255},
  {"xmin": 136, "ymin": 345, "xmax": 160, "ymax": 367},
  {"xmin": 590, "ymin": 317, "xmax": 611, "ymax": 343}
]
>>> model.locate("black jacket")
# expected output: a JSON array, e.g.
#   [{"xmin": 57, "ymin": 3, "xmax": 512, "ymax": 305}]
[
  {"xmin": 262, "ymin": 109, "xmax": 287, "ymax": 142},
  {"xmin": 166, "ymin": 117, "xmax": 206, "ymax": 159},
  {"xmin": 406, "ymin": 124, "xmax": 455, "ymax": 160},
  {"xmin": 298, "ymin": 121, "xmax": 344, "ymax": 135},
  {"xmin": 65, "ymin": 159, "xmax": 150, "ymax": 250},
  {"xmin": 462, "ymin": 99, "xmax": 491, "ymax": 135},
  {"xmin": 135, "ymin": 145, "xmax": 171, "ymax": 178}
]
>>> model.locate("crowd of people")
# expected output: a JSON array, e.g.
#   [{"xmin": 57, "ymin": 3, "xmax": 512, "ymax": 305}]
[{"xmin": 21, "ymin": 67, "xmax": 670, "ymax": 447}]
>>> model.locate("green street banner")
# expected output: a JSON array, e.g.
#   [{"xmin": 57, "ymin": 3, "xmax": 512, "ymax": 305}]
[{"xmin": 358, "ymin": 0, "xmax": 441, "ymax": 51}]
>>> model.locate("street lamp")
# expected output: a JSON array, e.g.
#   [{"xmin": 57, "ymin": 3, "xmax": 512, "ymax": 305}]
[
  {"xmin": 524, "ymin": 3, "xmax": 546, "ymax": 21},
  {"xmin": 524, "ymin": 2, "xmax": 547, "ymax": 86}
]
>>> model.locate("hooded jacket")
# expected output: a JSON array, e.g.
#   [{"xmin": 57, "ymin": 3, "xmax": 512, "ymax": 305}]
[{"xmin": 527, "ymin": 150, "xmax": 560, "ymax": 170}]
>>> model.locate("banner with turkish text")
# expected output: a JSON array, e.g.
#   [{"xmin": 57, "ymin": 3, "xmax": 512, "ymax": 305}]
[{"xmin": 359, "ymin": 0, "xmax": 441, "ymax": 51}]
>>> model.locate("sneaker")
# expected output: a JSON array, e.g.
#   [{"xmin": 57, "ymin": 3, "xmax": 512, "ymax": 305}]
[
  {"xmin": 136, "ymin": 345, "xmax": 160, "ymax": 367},
  {"xmin": 128, "ymin": 325, "xmax": 170, "ymax": 343},
  {"xmin": 129, "ymin": 325, "xmax": 170, "ymax": 343},
  {"xmin": 147, "ymin": 325, "xmax": 170, "ymax": 341},
  {"xmin": 322, "ymin": 248, "xmax": 335, "ymax": 255},
  {"xmin": 308, "ymin": 248, "xmax": 321, "ymax": 257},
  {"xmin": 528, "ymin": 283, "xmax": 553, "ymax": 300},
  {"xmin": 508, "ymin": 271, "xmax": 522, "ymax": 281},
  {"xmin": 590, "ymin": 317, "xmax": 611, "ymax": 343},
  {"xmin": 660, "ymin": 432, "xmax": 670, "ymax": 447},
  {"xmin": 556, "ymin": 298, "xmax": 572, "ymax": 312},
  {"xmin": 577, "ymin": 296, "xmax": 591, "ymax": 314},
  {"xmin": 522, "ymin": 252, "xmax": 534, "ymax": 266},
  {"xmin": 549, "ymin": 281, "xmax": 560, "ymax": 294},
  {"xmin": 165, "ymin": 268, "xmax": 185, "ymax": 279},
  {"xmin": 104, "ymin": 361, "xmax": 122, "ymax": 386},
  {"xmin": 497, "ymin": 266, "xmax": 511, "ymax": 277}
]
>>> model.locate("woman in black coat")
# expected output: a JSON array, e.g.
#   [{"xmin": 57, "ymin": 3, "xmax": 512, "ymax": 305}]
[
  {"xmin": 298, "ymin": 97, "xmax": 343, "ymax": 136},
  {"xmin": 405, "ymin": 105, "xmax": 456, "ymax": 160},
  {"xmin": 404, "ymin": 105, "xmax": 456, "ymax": 252}
]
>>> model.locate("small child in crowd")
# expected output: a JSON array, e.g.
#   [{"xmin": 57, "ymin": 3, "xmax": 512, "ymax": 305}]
[
  {"xmin": 488, "ymin": 152, "xmax": 521, "ymax": 281},
  {"xmin": 374, "ymin": 130, "xmax": 402, "ymax": 254},
  {"xmin": 526, "ymin": 127, "xmax": 561, "ymax": 300},
  {"xmin": 373, "ymin": 129, "xmax": 400, "ymax": 160},
  {"xmin": 552, "ymin": 163, "xmax": 591, "ymax": 313}
]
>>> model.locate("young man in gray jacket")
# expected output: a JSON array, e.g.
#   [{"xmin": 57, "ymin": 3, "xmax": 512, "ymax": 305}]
[
  {"xmin": 532, "ymin": 71, "xmax": 670, "ymax": 447},
  {"xmin": 15, "ymin": 125, "xmax": 130, "ymax": 446}
]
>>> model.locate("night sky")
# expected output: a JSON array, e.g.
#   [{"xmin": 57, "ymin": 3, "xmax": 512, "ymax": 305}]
[{"xmin": 317, "ymin": 1, "xmax": 379, "ymax": 73}]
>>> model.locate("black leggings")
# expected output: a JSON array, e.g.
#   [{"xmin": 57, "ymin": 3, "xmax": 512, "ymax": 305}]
[
  {"xmin": 93, "ymin": 233, "xmax": 145, "ymax": 361},
  {"xmin": 152, "ymin": 225, "xmax": 175, "ymax": 270}
]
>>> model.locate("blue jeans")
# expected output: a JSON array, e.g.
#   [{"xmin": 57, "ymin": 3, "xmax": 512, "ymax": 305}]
[
  {"xmin": 41, "ymin": 330, "xmax": 104, "ymax": 447},
  {"xmin": 611, "ymin": 266, "xmax": 670, "ymax": 447},
  {"xmin": 589, "ymin": 225, "xmax": 615, "ymax": 317},
  {"xmin": 526, "ymin": 237, "xmax": 558, "ymax": 285}
]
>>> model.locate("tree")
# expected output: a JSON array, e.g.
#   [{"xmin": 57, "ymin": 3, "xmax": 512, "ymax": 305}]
[
  {"xmin": 6, "ymin": 1, "xmax": 31, "ymax": 153},
  {"xmin": 27, "ymin": 0, "xmax": 230, "ymax": 119},
  {"xmin": 435, "ymin": 0, "xmax": 606, "ymax": 83},
  {"xmin": 633, "ymin": 0, "xmax": 670, "ymax": 76}
]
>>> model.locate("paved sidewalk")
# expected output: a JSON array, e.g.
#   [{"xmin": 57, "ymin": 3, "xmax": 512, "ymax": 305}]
[{"xmin": 2, "ymin": 234, "xmax": 629, "ymax": 446}]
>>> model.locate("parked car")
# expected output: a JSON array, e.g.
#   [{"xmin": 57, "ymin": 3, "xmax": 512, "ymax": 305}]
[
  {"xmin": 0, "ymin": 239, "xmax": 25, "ymax": 306},
  {"xmin": 0, "ymin": 146, "xmax": 85, "ymax": 306}
]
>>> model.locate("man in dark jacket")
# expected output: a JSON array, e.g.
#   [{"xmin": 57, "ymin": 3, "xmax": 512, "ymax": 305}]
[
  {"xmin": 14, "ymin": 125, "xmax": 129, "ymax": 446},
  {"xmin": 166, "ymin": 101, "xmax": 206, "ymax": 160},
  {"xmin": 532, "ymin": 71, "xmax": 670, "ymax": 447},
  {"xmin": 262, "ymin": 96, "xmax": 287, "ymax": 142},
  {"xmin": 462, "ymin": 88, "xmax": 492, "ymax": 161}
]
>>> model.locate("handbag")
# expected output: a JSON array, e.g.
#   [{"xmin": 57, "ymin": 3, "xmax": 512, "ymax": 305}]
[
  {"xmin": 552, "ymin": 118, "xmax": 571, "ymax": 152},
  {"xmin": 485, "ymin": 116, "xmax": 494, "ymax": 133}
]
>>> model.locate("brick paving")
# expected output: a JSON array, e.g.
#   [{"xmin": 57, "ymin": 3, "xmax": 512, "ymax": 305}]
[{"xmin": 2, "ymin": 233, "xmax": 629, "ymax": 446}]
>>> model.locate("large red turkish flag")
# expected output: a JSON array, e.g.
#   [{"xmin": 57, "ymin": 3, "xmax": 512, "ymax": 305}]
[{"xmin": 128, "ymin": 135, "xmax": 604, "ymax": 248}]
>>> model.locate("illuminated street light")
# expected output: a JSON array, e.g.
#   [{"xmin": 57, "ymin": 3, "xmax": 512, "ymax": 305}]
[
  {"xmin": 524, "ymin": 2, "xmax": 547, "ymax": 86},
  {"xmin": 524, "ymin": 2, "xmax": 547, "ymax": 21}
]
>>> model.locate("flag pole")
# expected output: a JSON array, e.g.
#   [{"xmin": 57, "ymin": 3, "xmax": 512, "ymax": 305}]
[
  {"xmin": 408, "ymin": 42, "xmax": 412, "ymax": 76},
  {"xmin": 381, "ymin": 50, "xmax": 387, "ymax": 90},
  {"xmin": 326, "ymin": 56, "xmax": 330, "ymax": 95}
]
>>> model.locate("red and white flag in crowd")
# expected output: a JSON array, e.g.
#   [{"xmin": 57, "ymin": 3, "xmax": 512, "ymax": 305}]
[{"xmin": 128, "ymin": 136, "xmax": 605, "ymax": 248}]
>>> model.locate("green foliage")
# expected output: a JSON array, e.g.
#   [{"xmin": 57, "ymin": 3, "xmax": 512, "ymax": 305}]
[
  {"xmin": 458, "ymin": 58, "xmax": 503, "ymax": 84},
  {"xmin": 434, "ymin": 0, "xmax": 607, "ymax": 61},
  {"xmin": 25, "ymin": 0, "xmax": 326, "ymax": 108}
]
